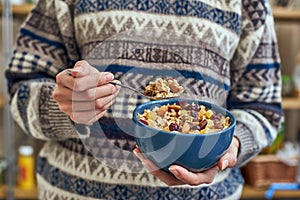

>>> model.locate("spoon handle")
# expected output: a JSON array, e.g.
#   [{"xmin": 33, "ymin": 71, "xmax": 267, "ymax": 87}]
[{"xmin": 109, "ymin": 81, "xmax": 151, "ymax": 99}]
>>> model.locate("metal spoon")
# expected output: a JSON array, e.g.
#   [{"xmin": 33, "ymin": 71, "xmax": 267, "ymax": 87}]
[
  {"xmin": 108, "ymin": 81, "xmax": 155, "ymax": 100},
  {"xmin": 111, "ymin": 81, "xmax": 183, "ymax": 100},
  {"xmin": 65, "ymin": 69, "xmax": 179, "ymax": 100}
]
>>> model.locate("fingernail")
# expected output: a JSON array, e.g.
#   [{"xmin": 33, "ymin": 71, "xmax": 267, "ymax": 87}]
[
  {"xmin": 133, "ymin": 149, "xmax": 143, "ymax": 160},
  {"xmin": 169, "ymin": 167, "xmax": 179, "ymax": 176},
  {"xmin": 105, "ymin": 73, "xmax": 114, "ymax": 81},
  {"xmin": 66, "ymin": 69, "xmax": 72, "ymax": 76},
  {"xmin": 221, "ymin": 160, "xmax": 228, "ymax": 170},
  {"xmin": 133, "ymin": 148, "xmax": 138, "ymax": 155}
]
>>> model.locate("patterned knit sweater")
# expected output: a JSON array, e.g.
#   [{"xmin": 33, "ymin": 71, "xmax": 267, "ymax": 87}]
[{"xmin": 5, "ymin": 0, "xmax": 283, "ymax": 199}]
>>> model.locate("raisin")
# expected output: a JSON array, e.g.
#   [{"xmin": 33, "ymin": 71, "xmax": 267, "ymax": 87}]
[
  {"xmin": 169, "ymin": 123, "xmax": 180, "ymax": 131},
  {"xmin": 199, "ymin": 119, "xmax": 208, "ymax": 129},
  {"xmin": 139, "ymin": 119, "xmax": 148, "ymax": 125}
]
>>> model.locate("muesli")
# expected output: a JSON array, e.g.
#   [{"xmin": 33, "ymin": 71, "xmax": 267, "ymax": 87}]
[
  {"xmin": 137, "ymin": 101, "xmax": 231, "ymax": 134},
  {"xmin": 144, "ymin": 77, "xmax": 184, "ymax": 99}
]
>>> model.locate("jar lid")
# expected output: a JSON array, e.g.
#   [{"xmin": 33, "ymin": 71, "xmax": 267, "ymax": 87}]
[{"xmin": 18, "ymin": 145, "xmax": 33, "ymax": 156}]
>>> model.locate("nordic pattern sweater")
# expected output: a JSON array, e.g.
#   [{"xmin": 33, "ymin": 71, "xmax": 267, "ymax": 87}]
[{"xmin": 5, "ymin": 0, "xmax": 283, "ymax": 199}]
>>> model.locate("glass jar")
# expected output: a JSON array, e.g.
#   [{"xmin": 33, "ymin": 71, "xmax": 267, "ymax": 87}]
[{"xmin": 17, "ymin": 145, "xmax": 35, "ymax": 189}]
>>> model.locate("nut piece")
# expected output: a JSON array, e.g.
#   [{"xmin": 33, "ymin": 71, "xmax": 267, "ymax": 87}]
[
  {"xmin": 168, "ymin": 104, "xmax": 181, "ymax": 112},
  {"xmin": 182, "ymin": 123, "xmax": 190, "ymax": 133},
  {"xmin": 169, "ymin": 82, "xmax": 180, "ymax": 93},
  {"xmin": 157, "ymin": 105, "xmax": 168, "ymax": 116}
]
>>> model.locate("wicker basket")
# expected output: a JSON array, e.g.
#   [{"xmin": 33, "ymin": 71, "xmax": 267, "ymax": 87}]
[{"xmin": 241, "ymin": 154, "xmax": 298, "ymax": 188}]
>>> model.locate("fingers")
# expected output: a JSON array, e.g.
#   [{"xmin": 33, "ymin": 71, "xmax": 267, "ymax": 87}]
[
  {"xmin": 133, "ymin": 127, "xmax": 241, "ymax": 187},
  {"xmin": 59, "ymin": 61, "xmax": 115, "ymax": 92},
  {"xmin": 133, "ymin": 147, "xmax": 218, "ymax": 186},
  {"xmin": 54, "ymin": 77, "xmax": 118, "ymax": 104},
  {"xmin": 55, "ymin": 68, "xmax": 77, "ymax": 91},
  {"xmin": 58, "ymin": 94, "xmax": 116, "ymax": 112},
  {"xmin": 71, "ymin": 84, "xmax": 118, "ymax": 101},
  {"xmin": 71, "ymin": 60, "xmax": 114, "ymax": 86},
  {"xmin": 71, "ymin": 72, "xmax": 114, "ymax": 91},
  {"xmin": 53, "ymin": 60, "xmax": 120, "ymax": 124},
  {"xmin": 133, "ymin": 148, "xmax": 184, "ymax": 186},
  {"xmin": 69, "ymin": 60, "xmax": 98, "ymax": 77},
  {"xmin": 168, "ymin": 165, "xmax": 218, "ymax": 186},
  {"xmin": 217, "ymin": 137, "xmax": 240, "ymax": 170},
  {"xmin": 133, "ymin": 141, "xmax": 236, "ymax": 186},
  {"xmin": 53, "ymin": 84, "xmax": 118, "ymax": 124}
]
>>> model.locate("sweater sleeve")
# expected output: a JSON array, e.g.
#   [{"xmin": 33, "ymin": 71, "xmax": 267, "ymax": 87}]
[
  {"xmin": 228, "ymin": 1, "xmax": 284, "ymax": 167},
  {"xmin": 5, "ymin": 0, "xmax": 80, "ymax": 141}
]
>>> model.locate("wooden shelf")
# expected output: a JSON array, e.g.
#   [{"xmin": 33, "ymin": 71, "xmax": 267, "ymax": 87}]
[
  {"xmin": 0, "ymin": 185, "xmax": 38, "ymax": 199},
  {"xmin": 0, "ymin": 3, "xmax": 34, "ymax": 16},
  {"xmin": 241, "ymin": 184, "xmax": 300, "ymax": 199},
  {"xmin": 282, "ymin": 96, "xmax": 300, "ymax": 109},
  {"xmin": 273, "ymin": 7, "xmax": 300, "ymax": 21},
  {"xmin": 0, "ymin": 95, "xmax": 3, "ymax": 109}
]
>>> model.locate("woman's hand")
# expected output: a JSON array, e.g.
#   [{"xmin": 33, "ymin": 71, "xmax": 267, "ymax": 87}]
[
  {"xmin": 53, "ymin": 60, "xmax": 120, "ymax": 124},
  {"xmin": 133, "ymin": 136, "xmax": 240, "ymax": 186}
]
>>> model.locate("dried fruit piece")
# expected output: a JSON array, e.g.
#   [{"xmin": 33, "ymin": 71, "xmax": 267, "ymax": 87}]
[
  {"xmin": 199, "ymin": 119, "xmax": 208, "ymax": 129},
  {"xmin": 169, "ymin": 123, "xmax": 180, "ymax": 131},
  {"xmin": 139, "ymin": 119, "xmax": 148, "ymax": 125}
]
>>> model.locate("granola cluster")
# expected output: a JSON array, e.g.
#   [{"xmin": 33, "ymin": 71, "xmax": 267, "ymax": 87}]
[
  {"xmin": 137, "ymin": 101, "xmax": 231, "ymax": 134},
  {"xmin": 144, "ymin": 78, "xmax": 184, "ymax": 99}
]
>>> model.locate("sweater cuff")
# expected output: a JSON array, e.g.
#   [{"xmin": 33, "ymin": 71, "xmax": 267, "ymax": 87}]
[
  {"xmin": 234, "ymin": 122, "xmax": 260, "ymax": 167},
  {"xmin": 39, "ymin": 83, "xmax": 78, "ymax": 140}
]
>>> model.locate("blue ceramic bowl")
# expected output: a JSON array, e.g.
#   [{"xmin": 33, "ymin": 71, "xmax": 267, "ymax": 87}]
[{"xmin": 132, "ymin": 98, "xmax": 236, "ymax": 172}]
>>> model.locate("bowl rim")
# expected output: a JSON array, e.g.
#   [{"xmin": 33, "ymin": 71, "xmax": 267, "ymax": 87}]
[{"xmin": 133, "ymin": 98, "xmax": 236, "ymax": 137}]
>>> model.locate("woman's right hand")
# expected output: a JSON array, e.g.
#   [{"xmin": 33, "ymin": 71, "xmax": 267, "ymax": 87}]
[{"xmin": 52, "ymin": 60, "xmax": 120, "ymax": 124}]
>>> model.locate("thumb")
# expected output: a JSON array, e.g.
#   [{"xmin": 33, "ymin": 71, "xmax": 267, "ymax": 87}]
[
  {"xmin": 218, "ymin": 138, "xmax": 239, "ymax": 170},
  {"xmin": 218, "ymin": 152, "xmax": 236, "ymax": 171},
  {"xmin": 70, "ymin": 60, "xmax": 98, "ymax": 77},
  {"xmin": 97, "ymin": 72, "xmax": 115, "ymax": 86}
]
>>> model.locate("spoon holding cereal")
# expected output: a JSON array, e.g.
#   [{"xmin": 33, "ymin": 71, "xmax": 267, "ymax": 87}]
[{"xmin": 110, "ymin": 77, "xmax": 184, "ymax": 100}]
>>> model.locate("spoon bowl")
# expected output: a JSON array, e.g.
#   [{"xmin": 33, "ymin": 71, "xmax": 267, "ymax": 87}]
[{"xmin": 109, "ymin": 81, "xmax": 180, "ymax": 100}]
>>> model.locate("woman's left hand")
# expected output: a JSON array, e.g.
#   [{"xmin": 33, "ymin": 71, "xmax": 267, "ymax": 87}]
[{"xmin": 133, "ymin": 136, "xmax": 240, "ymax": 186}]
